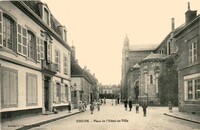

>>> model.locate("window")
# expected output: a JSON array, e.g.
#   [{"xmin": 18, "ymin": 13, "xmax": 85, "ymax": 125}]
[
  {"xmin": 27, "ymin": 31, "xmax": 36, "ymax": 60},
  {"xmin": 0, "ymin": 10, "xmax": 3, "ymax": 46},
  {"xmin": 185, "ymin": 78, "xmax": 200, "ymax": 100},
  {"xmin": 150, "ymin": 75, "xmax": 153, "ymax": 84},
  {"xmin": 188, "ymin": 80, "xmax": 193, "ymax": 100},
  {"xmin": 71, "ymin": 91, "xmax": 76, "ymax": 97},
  {"xmin": 17, "ymin": 24, "xmax": 27, "ymax": 56},
  {"xmin": 40, "ymin": 39, "xmax": 44, "ymax": 59},
  {"xmin": 63, "ymin": 29, "xmax": 67, "ymax": 42},
  {"xmin": 43, "ymin": 8, "xmax": 49, "ymax": 25},
  {"xmin": 47, "ymin": 42, "xmax": 52, "ymax": 62},
  {"xmin": 26, "ymin": 73, "xmax": 37, "ymax": 106},
  {"xmin": 56, "ymin": 83, "xmax": 61, "ymax": 102},
  {"xmin": 189, "ymin": 42, "xmax": 197, "ymax": 64},
  {"xmin": 3, "ymin": 15, "xmax": 14, "ymax": 50},
  {"xmin": 195, "ymin": 79, "xmax": 200, "ymax": 100},
  {"xmin": 64, "ymin": 54, "xmax": 68, "ymax": 74},
  {"xmin": 1, "ymin": 67, "xmax": 18, "ymax": 108},
  {"xmin": 55, "ymin": 49, "xmax": 60, "ymax": 71}
]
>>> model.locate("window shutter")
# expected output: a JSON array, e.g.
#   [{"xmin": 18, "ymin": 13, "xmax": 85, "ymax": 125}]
[
  {"xmin": 17, "ymin": 24, "xmax": 27, "ymax": 56},
  {"xmin": 47, "ymin": 42, "xmax": 52, "ymax": 62},
  {"xmin": 40, "ymin": 39, "xmax": 44, "ymax": 59},
  {"xmin": 36, "ymin": 37, "xmax": 41, "ymax": 62},
  {"xmin": 61, "ymin": 84, "xmax": 64, "ymax": 102},
  {"xmin": 58, "ymin": 51, "xmax": 60, "ymax": 71},
  {"xmin": 0, "ymin": 9, "xmax": 3, "ymax": 47},
  {"xmin": 9, "ymin": 71, "xmax": 17, "ymax": 105}
]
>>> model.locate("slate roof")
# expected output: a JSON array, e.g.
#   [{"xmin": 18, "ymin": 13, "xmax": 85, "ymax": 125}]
[
  {"xmin": 139, "ymin": 53, "xmax": 168, "ymax": 64},
  {"xmin": 71, "ymin": 58, "xmax": 97, "ymax": 84},
  {"xmin": 23, "ymin": 1, "xmax": 63, "ymax": 38},
  {"xmin": 129, "ymin": 44, "xmax": 158, "ymax": 51}
]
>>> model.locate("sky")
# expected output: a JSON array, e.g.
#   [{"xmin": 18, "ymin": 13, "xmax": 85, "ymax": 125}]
[{"xmin": 41, "ymin": 0, "xmax": 200, "ymax": 85}]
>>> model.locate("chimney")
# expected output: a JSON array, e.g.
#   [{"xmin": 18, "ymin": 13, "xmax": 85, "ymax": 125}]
[
  {"xmin": 185, "ymin": 2, "xmax": 197, "ymax": 24},
  {"xmin": 75, "ymin": 59, "xmax": 78, "ymax": 64},
  {"xmin": 171, "ymin": 18, "xmax": 175, "ymax": 31},
  {"xmin": 71, "ymin": 45, "xmax": 76, "ymax": 59}
]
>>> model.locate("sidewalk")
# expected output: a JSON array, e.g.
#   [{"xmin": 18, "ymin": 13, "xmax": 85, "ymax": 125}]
[
  {"xmin": 1, "ymin": 109, "xmax": 83, "ymax": 130},
  {"xmin": 163, "ymin": 107, "xmax": 200, "ymax": 124}
]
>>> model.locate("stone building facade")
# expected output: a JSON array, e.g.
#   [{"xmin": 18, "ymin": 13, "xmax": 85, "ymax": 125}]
[
  {"xmin": 121, "ymin": 3, "xmax": 200, "ymax": 113},
  {"xmin": 0, "ymin": 1, "xmax": 71, "ymax": 119},
  {"xmin": 174, "ymin": 4, "xmax": 200, "ymax": 113}
]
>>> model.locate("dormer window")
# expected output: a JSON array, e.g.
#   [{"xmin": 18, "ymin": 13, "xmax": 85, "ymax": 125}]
[
  {"xmin": 42, "ymin": 5, "xmax": 50, "ymax": 26},
  {"xmin": 63, "ymin": 29, "xmax": 67, "ymax": 42},
  {"xmin": 58, "ymin": 26, "xmax": 67, "ymax": 42}
]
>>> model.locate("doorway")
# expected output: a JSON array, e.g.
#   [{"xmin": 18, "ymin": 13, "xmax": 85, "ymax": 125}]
[{"xmin": 44, "ymin": 76, "xmax": 51, "ymax": 111}]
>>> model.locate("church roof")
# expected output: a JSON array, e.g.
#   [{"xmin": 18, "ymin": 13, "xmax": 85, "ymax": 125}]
[
  {"xmin": 129, "ymin": 44, "xmax": 158, "ymax": 51},
  {"xmin": 133, "ymin": 63, "xmax": 140, "ymax": 68},
  {"xmin": 139, "ymin": 53, "xmax": 167, "ymax": 64}
]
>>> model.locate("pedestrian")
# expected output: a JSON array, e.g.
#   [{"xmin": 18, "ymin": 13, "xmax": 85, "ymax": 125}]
[
  {"xmin": 97, "ymin": 100, "xmax": 101, "ymax": 111},
  {"xmin": 68, "ymin": 102, "xmax": 71, "ymax": 113},
  {"xmin": 124, "ymin": 99, "xmax": 128, "ymax": 111},
  {"xmin": 135, "ymin": 101, "xmax": 139, "ymax": 114},
  {"xmin": 104, "ymin": 98, "xmax": 106, "ymax": 105},
  {"xmin": 111, "ymin": 99, "xmax": 113, "ymax": 106},
  {"xmin": 142, "ymin": 100, "xmax": 148, "ymax": 117},
  {"xmin": 117, "ymin": 98, "xmax": 120, "ymax": 104},
  {"xmin": 168, "ymin": 101, "xmax": 173, "ymax": 113},
  {"xmin": 115, "ymin": 99, "xmax": 118, "ymax": 105},
  {"xmin": 128, "ymin": 99, "xmax": 132, "ymax": 111},
  {"xmin": 90, "ymin": 102, "xmax": 94, "ymax": 114}
]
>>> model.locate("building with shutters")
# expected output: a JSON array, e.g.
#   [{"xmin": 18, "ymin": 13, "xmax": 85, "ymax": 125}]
[{"xmin": 0, "ymin": 1, "xmax": 71, "ymax": 119}]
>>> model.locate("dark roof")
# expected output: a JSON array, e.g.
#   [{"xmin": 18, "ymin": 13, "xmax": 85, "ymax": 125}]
[
  {"xmin": 23, "ymin": 1, "xmax": 64, "ymax": 39},
  {"xmin": 71, "ymin": 58, "xmax": 97, "ymax": 84},
  {"xmin": 139, "ymin": 53, "xmax": 167, "ymax": 64},
  {"xmin": 155, "ymin": 24, "xmax": 185, "ymax": 51},
  {"xmin": 174, "ymin": 15, "xmax": 200, "ymax": 37},
  {"xmin": 129, "ymin": 44, "xmax": 158, "ymax": 51}
]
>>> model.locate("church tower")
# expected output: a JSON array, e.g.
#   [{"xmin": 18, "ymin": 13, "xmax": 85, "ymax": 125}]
[{"xmin": 121, "ymin": 34, "xmax": 130, "ymax": 99}]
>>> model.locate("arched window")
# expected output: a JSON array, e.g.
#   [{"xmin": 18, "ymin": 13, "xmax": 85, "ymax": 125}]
[
  {"xmin": 150, "ymin": 75, "xmax": 153, "ymax": 84},
  {"xmin": 3, "ymin": 15, "xmax": 14, "ymax": 50}
]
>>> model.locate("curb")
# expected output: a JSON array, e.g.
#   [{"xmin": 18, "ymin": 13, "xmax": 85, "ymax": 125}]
[
  {"xmin": 16, "ymin": 111, "xmax": 83, "ymax": 130},
  {"xmin": 163, "ymin": 113, "xmax": 200, "ymax": 124}
]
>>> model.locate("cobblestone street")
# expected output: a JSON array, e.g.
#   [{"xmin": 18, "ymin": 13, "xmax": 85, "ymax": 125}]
[{"xmin": 30, "ymin": 99, "xmax": 200, "ymax": 130}]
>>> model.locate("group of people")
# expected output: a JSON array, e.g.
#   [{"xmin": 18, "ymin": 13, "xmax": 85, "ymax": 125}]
[
  {"xmin": 124, "ymin": 99, "xmax": 148, "ymax": 117},
  {"xmin": 90, "ymin": 99, "xmax": 102, "ymax": 114}
]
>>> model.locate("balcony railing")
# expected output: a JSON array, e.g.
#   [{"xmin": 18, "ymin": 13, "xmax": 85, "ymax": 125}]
[{"xmin": 41, "ymin": 60, "xmax": 57, "ymax": 75}]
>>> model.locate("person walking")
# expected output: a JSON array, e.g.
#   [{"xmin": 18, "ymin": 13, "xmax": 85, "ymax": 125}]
[
  {"xmin": 142, "ymin": 100, "xmax": 148, "ymax": 117},
  {"xmin": 90, "ymin": 102, "xmax": 94, "ymax": 114},
  {"xmin": 104, "ymin": 98, "xmax": 106, "ymax": 105},
  {"xmin": 168, "ymin": 100, "xmax": 173, "ymax": 113},
  {"xmin": 128, "ymin": 99, "xmax": 132, "ymax": 111},
  {"xmin": 124, "ymin": 99, "xmax": 128, "ymax": 111},
  {"xmin": 135, "ymin": 101, "xmax": 139, "ymax": 114},
  {"xmin": 68, "ymin": 102, "xmax": 71, "ymax": 113},
  {"xmin": 97, "ymin": 100, "xmax": 101, "ymax": 111}
]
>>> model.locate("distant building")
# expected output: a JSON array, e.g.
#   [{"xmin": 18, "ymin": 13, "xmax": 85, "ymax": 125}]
[
  {"xmin": 0, "ymin": 1, "xmax": 71, "ymax": 119},
  {"xmin": 99, "ymin": 84, "xmax": 120, "ymax": 99},
  {"xmin": 71, "ymin": 46, "xmax": 98, "ymax": 108}
]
